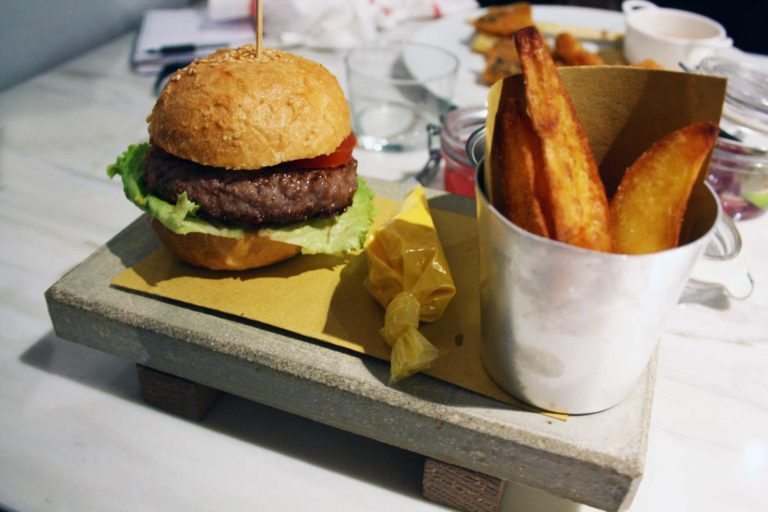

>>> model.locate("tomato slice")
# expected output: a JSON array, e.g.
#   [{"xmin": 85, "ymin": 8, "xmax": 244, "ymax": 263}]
[{"xmin": 291, "ymin": 132, "xmax": 357, "ymax": 168}]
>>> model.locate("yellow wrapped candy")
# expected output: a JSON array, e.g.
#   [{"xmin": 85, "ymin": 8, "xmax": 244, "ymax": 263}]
[{"xmin": 365, "ymin": 186, "xmax": 456, "ymax": 383}]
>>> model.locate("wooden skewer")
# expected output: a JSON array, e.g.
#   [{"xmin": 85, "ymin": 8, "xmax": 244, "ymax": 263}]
[{"xmin": 254, "ymin": 0, "xmax": 263, "ymax": 57}]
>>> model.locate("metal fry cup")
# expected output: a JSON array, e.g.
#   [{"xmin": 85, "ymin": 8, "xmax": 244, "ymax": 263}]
[{"xmin": 468, "ymin": 128, "xmax": 736, "ymax": 414}]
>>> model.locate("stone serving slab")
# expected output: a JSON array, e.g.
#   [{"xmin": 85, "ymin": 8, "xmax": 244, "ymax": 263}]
[{"xmin": 46, "ymin": 178, "xmax": 654, "ymax": 512}]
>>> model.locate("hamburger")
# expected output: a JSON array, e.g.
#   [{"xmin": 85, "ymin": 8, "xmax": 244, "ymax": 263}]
[{"xmin": 107, "ymin": 46, "xmax": 374, "ymax": 270}]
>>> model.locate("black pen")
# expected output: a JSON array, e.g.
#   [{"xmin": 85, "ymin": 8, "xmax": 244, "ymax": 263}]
[{"xmin": 146, "ymin": 43, "xmax": 228, "ymax": 55}]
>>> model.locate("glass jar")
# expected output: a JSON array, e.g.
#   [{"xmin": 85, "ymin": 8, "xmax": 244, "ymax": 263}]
[
  {"xmin": 706, "ymin": 138, "xmax": 768, "ymax": 220},
  {"xmin": 698, "ymin": 57, "xmax": 768, "ymax": 220},
  {"xmin": 439, "ymin": 106, "xmax": 487, "ymax": 197}
]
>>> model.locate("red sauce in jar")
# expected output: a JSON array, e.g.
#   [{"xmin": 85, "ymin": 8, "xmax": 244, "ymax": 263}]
[{"xmin": 440, "ymin": 107, "xmax": 487, "ymax": 197}]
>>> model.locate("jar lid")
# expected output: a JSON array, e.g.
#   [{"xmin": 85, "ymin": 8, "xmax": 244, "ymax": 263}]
[
  {"xmin": 713, "ymin": 135, "xmax": 768, "ymax": 179},
  {"xmin": 699, "ymin": 57, "xmax": 768, "ymax": 149},
  {"xmin": 440, "ymin": 106, "xmax": 487, "ymax": 162},
  {"xmin": 716, "ymin": 137, "xmax": 768, "ymax": 160}
]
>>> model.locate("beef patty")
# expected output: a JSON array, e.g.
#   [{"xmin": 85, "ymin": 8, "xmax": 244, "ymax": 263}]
[{"xmin": 143, "ymin": 146, "xmax": 358, "ymax": 226}]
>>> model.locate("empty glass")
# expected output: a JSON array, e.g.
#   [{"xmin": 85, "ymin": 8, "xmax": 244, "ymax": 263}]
[{"xmin": 345, "ymin": 41, "xmax": 458, "ymax": 152}]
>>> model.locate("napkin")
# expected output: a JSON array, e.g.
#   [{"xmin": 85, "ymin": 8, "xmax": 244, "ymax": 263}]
[{"xmin": 213, "ymin": 0, "xmax": 476, "ymax": 49}]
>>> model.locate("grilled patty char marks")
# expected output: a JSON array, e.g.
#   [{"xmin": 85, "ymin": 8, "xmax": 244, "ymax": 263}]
[{"xmin": 143, "ymin": 146, "xmax": 358, "ymax": 226}]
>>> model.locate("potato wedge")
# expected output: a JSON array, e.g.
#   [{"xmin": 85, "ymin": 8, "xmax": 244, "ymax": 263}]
[
  {"xmin": 491, "ymin": 81, "xmax": 550, "ymax": 238},
  {"xmin": 514, "ymin": 26, "xmax": 613, "ymax": 252},
  {"xmin": 611, "ymin": 122, "xmax": 718, "ymax": 254},
  {"xmin": 482, "ymin": 38, "xmax": 520, "ymax": 86},
  {"xmin": 473, "ymin": 3, "xmax": 533, "ymax": 37},
  {"xmin": 554, "ymin": 33, "xmax": 604, "ymax": 66}
]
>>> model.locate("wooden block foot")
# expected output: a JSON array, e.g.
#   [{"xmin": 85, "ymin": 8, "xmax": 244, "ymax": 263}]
[
  {"xmin": 136, "ymin": 364, "xmax": 220, "ymax": 420},
  {"xmin": 422, "ymin": 458, "xmax": 506, "ymax": 512}
]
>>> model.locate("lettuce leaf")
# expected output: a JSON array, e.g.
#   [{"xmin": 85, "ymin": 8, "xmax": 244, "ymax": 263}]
[
  {"xmin": 261, "ymin": 179, "xmax": 375, "ymax": 255},
  {"xmin": 107, "ymin": 143, "xmax": 244, "ymax": 238},
  {"xmin": 107, "ymin": 143, "xmax": 375, "ymax": 254},
  {"xmin": 106, "ymin": 143, "xmax": 150, "ymax": 209}
]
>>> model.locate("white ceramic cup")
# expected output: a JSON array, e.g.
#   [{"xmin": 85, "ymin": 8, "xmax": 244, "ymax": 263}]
[{"xmin": 623, "ymin": 0, "xmax": 732, "ymax": 69}]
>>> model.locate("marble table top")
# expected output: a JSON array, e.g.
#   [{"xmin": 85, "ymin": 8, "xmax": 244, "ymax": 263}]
[{"xmin": 1, "ymin": 24, "xmax": 767, "ymax": 512}]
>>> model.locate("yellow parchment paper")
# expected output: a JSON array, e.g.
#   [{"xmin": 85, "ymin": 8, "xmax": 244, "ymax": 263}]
[{"xmin": 112, "ymin": 196, "xmax": 562, "ymax": 416}]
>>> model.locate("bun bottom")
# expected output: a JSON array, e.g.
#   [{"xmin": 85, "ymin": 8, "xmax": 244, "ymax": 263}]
[{"xmin": 150, "ymin": 217, "xmax": 301, "ymax": 270}]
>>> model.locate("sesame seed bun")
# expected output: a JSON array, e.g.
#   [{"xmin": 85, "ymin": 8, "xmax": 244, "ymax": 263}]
[{"xmin": 147, "ymin": 46, "xmax": 351, "ymax": 170}]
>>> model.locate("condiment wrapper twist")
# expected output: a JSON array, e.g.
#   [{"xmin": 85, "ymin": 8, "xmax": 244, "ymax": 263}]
[{"xmin": 365, "ymin": 186, "xmax": 456, "ymax": 383}]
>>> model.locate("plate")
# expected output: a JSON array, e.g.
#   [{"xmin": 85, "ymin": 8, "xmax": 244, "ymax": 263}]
[{"xmin": 409, "ymin": 5, "xmax": 626, "ymax": 107}]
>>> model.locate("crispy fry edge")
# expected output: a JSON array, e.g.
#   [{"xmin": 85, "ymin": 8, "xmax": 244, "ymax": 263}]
[
  {"xmin": 611, "ymin": 122, "xmax": 718, "ymax": 254},
  {"xmin": 491, "ymin": 79, "xmax": 551, "ymax": 238},
  {"xmin": 514, "ymin": 26, "xmax": 613, "ymax": 252},
  {"xmin": 554, "ymin": 33, "xmax": 604, "ymax": 66}
]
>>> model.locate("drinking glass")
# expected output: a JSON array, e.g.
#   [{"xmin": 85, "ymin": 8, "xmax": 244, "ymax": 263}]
[{"xmin": 345, "ymin": 41, "xmax": 458, "ymax": 152}]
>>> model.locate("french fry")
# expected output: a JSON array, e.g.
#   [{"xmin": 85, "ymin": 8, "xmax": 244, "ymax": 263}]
[
  {"xmin": 514, "ymin": 27, "xmax": 613, "ymax": 252},
  {"xmin": 630, "ymin": 59, "xmax": 665, "ymax": 70},
  {"xmin": 491, "ymin": 81, "xmax": 550, "ymax": 237},
  {"xmin": 611, "ymin": 122, "xmax": 718, "ymax": 254},
  {"xmin": 553, "ymin": 33, "xmax": 604, "ymax": 66}
]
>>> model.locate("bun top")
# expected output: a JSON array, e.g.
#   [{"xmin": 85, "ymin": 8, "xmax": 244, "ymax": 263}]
[{"xmin": 147, "ymin": 46, "xmax": 352, "ymax": 170}]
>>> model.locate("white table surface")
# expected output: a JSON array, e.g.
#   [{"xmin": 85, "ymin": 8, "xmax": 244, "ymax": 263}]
[{"xmin": 1, "ymin": 14, "xmax": 767, "ymax": 512}]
